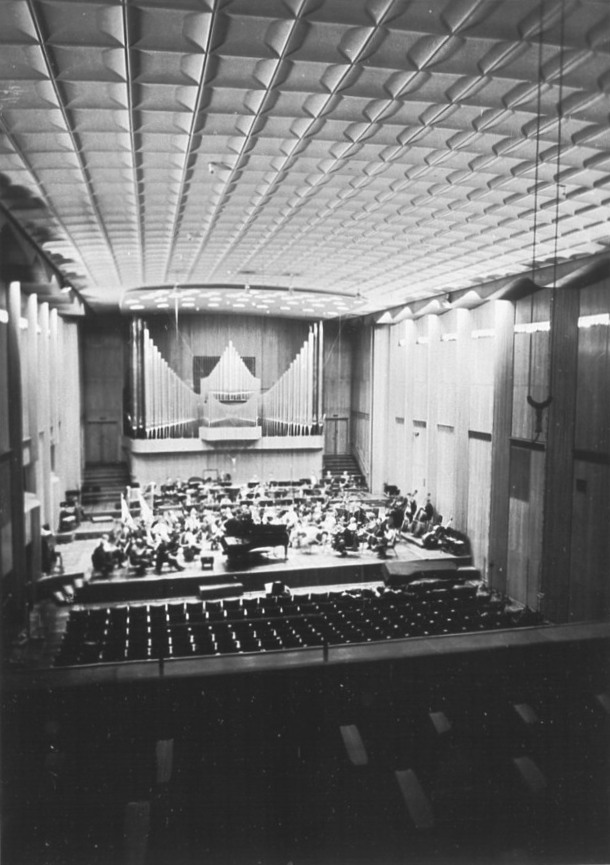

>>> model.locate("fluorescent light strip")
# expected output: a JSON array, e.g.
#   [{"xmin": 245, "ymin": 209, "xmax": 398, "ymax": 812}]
[
  {"xmin": 514, "ymin": 321, "xmax": 550, "ymax": 334},
  {"xmin": 578, "ymin": 313, "xmax": 609, "ymax": 328}
]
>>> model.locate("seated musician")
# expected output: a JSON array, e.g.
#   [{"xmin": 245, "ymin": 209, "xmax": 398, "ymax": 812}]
[
  {"xmin": 128, "ymin": 534, "xmax": 154, "ymax": 576},
  {"xmin": 370, "ymin": 519, "xmax": 397, "ymax": 558},
  {"xmin": 91, "ymin": 535, "xmax": 115, "ymax": 577},
  {"xmin": 154, "ymin": 534, "xmax": 184, "ymax": 575},
  {"xmin": 224, "ymin": 508, "xmax": 254, "ymax": 538},
  {"xmin": 181, "ymin": 526, "xmax": 201, "ymax": 562}
]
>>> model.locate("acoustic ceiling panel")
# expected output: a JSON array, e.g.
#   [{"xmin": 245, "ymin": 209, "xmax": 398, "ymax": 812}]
[{"xmin": 0, "ymin": 0, "xmax": 608, "ymax": 318}]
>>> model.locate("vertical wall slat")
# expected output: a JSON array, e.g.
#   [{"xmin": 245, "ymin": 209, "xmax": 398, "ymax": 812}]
[
  {"xmin": 540, "ymin": 287, "xmax": 580, "ymax": 622},
  {"xmin": 487, "ymin": 300, "xmax": 515, "ymax": 596},
  {"xmin": 7, "ymin": 282, "xmax": 27, "ymax": 623}
]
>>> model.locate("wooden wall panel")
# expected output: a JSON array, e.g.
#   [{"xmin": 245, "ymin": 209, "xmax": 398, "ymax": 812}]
[
  {"xmin": 453, "ymin": 309, "xmax": 472, "ymax": 529},
  {"xmin": 370, "ymin": 326, "xmax": 390, "ymax": 491},
  {"xmin": 468, "ymin": 304, "xmax": 495, "ymax": 434},
  {"xmin": 348, "ymin": 322, "xmax": 370, "ymax": 474},
  {"xmin": 19, "ymin": 317, "xmax": 29, "ymax": 440},
  {"xmin": 487, "ymin": 301, "xmax": 515, "ymax": 596},
  {"xmin": 511, "ymin": 291, "xmax": 551, "ymax": 441},
  {"xmin": 411, "ymin": 421, "xmax": 428, "ymax": 499},
  {"xmin": 468, "ymin": 335, "xmax": 494, "ymax": 433},
  {"xmin": 540, "ymin": 286, "xmax": 580, "ymax": 623},
  {"xmin": 575, "ymin": 283, "xmax": 610, "ymax": 453},
  {"xmin": 130, "ymin": 447, "xmax": 322, "ymax": 489},
  {"xmin": 412, "ymin": 326, "xmax": 429, "ymax": 421},
  {"xmin": 386, "ymin": 326, "xmax": 408, "ymax": 495},
  {"xmin": 569, "ymin": 460, "xmax": 610, "ymax": 621},
  {"xmin": 425, "ymin": 317, "xmax": 440, "ymax": 500},
  {"xmin": 507, "ymin": 445, "xmax": 545, "ymax": 610},
  {"xmin": 466, "ymin": 435, "xmax": 492, "ymax": 579},
  {"xmin": 435, "ymin": 425, "xmax": 455, "ymax": 523},
  {"xmin": 82, "ymin": 319, "xmax": 126, "ymax": 465},
  {"xmin": 436, "ymin": 334, "xmax": 457, "ymax": 427},
  {"xmin": 58, "ymin": 321, "xmax": 82, "ymax": 491},
  {"xmin": 325, "ymin": 319, "xmax": 355, "ymax": 420}
]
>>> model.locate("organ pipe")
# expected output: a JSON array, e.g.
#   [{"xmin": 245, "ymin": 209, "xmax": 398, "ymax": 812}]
[
  {"xmin": 130, "ymin": 324, "xmax": 323, "ymax": 439},
  {"xmin": 140, "ymin": 324, "xmax": 201, "ymax": 438},
  {"xmin": 261, "ymin": 326, "xmax": 319, "ymax": 435},
  {"xmin": 129, "ymin": 317, "xmax": 146, "ymax": 437}
]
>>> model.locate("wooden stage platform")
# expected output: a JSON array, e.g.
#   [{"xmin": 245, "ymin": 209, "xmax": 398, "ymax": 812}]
[{"xmin": 72, "ymin": 533, "xmax": 469, "ymax": 603}]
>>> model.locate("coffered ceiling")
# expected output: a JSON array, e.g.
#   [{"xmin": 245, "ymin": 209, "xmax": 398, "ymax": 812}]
[{"xmin": 0, "ymin": 0, "xmax": 609, "ymax": 319}]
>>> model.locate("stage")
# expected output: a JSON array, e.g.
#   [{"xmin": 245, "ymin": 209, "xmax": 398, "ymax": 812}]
[{"xmin": 57, "ymin": 525, "xmax": 468, "ymax": 603}]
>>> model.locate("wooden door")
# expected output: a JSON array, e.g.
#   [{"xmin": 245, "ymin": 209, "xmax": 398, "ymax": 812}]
[
  {"xmin": 325, "ymin": 418, "xmax": 349, "ymax": 454},
  {"xmin": 85, "ymin": 420, "xmax": 120, "ymax": 464}
]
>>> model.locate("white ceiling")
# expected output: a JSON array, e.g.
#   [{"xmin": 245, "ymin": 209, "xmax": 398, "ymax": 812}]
[{"xmin": 0, "ymin": 0, "xmax": 609, "ymax": 319}]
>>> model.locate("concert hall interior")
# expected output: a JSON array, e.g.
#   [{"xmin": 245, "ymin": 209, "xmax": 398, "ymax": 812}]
[{"xmin": 1, "ymin": 1, "xmax": 609, "ymax": 863}]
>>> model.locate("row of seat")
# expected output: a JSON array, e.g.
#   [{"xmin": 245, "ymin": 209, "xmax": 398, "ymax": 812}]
[{"xmin": 54, "ymin": 582, "xmax": 535, "ymax": 666}]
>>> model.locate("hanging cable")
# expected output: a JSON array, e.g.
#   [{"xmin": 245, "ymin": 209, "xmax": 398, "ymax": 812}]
[{"xmin": 526, "ymin": 0, "xmax": 559, "ymax": 442}]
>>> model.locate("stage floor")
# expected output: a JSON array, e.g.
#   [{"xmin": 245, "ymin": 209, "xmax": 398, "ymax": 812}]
[{"xmin": 60, "ymin": 525, "xmax": 464, "ymax": 602}]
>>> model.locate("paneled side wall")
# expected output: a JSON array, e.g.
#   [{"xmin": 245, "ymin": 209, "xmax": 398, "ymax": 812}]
[
  {"xmin": 372, "ymin": 303, "xmax": 498, "ymax": 573},
  {"xmin": 82, "ymin": 317, "xmax": 127, "ymax": 466},
  {"xmin": 1, "ymin": 272, "xmax": 83, "ymax": 635},
  {"xmin": 365, "ymin": 268, "xmax": 610, "ymax": 623},
  {"xmin": 348, "ymin": 322, "xmax": 370, "ymax": 473}
]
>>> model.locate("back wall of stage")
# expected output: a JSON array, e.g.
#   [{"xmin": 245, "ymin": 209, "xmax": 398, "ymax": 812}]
[{"xmin": 129, "ymin": 435, "xmax": 324, "ymax": 486}]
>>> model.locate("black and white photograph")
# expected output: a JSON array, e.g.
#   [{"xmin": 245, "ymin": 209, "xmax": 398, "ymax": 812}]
[{"xmin": 1, "ymin": 1, "xmax": 609, "ymax": 863}]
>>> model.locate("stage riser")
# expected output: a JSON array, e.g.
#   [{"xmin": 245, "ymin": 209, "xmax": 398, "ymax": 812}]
[
  {"xmin": 77, "ymin": 560, "xmax": 385, "ymax": 603},
  {"xmin": 129, "ymin": 437, "xmax": 323, "ymax": 487}
]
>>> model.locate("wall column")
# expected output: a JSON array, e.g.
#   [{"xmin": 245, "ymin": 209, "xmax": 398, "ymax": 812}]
[
  {"xmin": 425, "ymin": 315, "xmax": 441, "ymax": 503},
  {"xmin": 488, "ymin": 300, "xmax": 515, "ymax": 596},
  {"xmin": 38, "ymin": 302, "xmax": 52, "ymax": 525},
  {"xmin": 540, "ymin": 287, "xmax": 580, "ymax": 622},
  {"xmin": 453, "ymin": 309, "xmax": 471, "ymax": 528},
  {"xmin": 7, "ymin": 282, "xmax": 27, "ymax": 622},
  {"xmin": 369, "ymin": 325, "xmax": 390, "ymax": 494},
  {"xmin": 26, "ymin": 294, "xmax": 40, "ymax": 487}
]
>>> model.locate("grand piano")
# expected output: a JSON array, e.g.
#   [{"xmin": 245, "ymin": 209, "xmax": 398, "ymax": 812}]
[{"xmin": 220, "ymin": 517, "xmax": 290, "ymax": 562}]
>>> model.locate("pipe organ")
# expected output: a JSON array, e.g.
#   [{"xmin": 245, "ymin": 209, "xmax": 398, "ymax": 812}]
[
  {"xmin": 140, "ymin": 324, "xmax": 201, "ymax": 438},
  {"xmin": 200, "ymin": 342, "xmax": 260, "ymax": 429},
  {"xmin": 129, "ymin": 320, "xmax": 324, "ymax": 441},
  {"xmin": 261, "ymin": 326, "xmax": 322, "ymax": 436}
]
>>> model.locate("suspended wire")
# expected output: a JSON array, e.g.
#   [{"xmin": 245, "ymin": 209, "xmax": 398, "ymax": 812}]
[
  {"xmin": 529, "ymin": 0, "xmax": 546, "ymax": 284},
  {"xmin": 550, "ymin": 0, "xmax": 567, "ymax": 294},
  {"xmin": 525, "ymin": 0, "xmax": 549, "ymax": 442}
]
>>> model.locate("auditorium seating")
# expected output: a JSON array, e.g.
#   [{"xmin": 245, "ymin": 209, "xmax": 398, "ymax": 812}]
[{"xmin": 54, "ymin": 580, "xmax": 542, "ymax": 667}]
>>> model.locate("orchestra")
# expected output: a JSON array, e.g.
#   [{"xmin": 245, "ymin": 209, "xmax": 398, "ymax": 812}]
[{"xmin": 89, "ymin": 475, "xmax": 452, "ymax": 578}]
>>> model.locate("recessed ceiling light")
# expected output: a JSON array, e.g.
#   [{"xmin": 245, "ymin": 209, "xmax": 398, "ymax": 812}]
[
  {"xmin": 128, "ymin": 304, "xmax": 144, "ymax": 310},
  {"xmin": 156, "ymin": 302, "xmax": 169, "ymax": 308}
]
